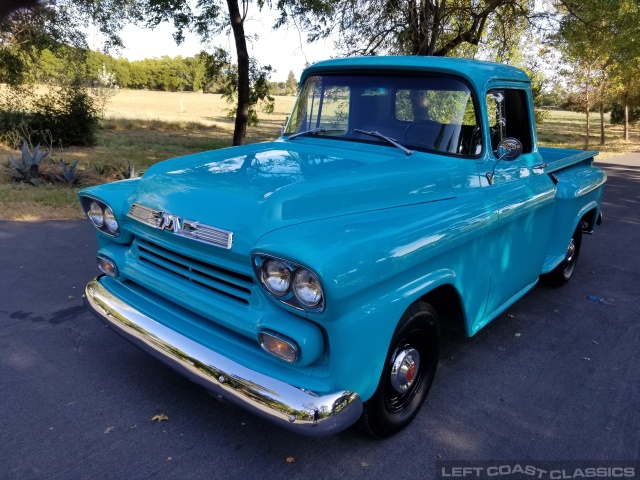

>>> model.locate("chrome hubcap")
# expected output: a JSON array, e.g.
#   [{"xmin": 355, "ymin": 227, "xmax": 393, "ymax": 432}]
[
  {"xmin": 565, "ymin": 238, "xmax": 576, "ymax": 263},
  {"xmin": 390, "ymin": 348, "xmax": 420, "ymax": 394}
]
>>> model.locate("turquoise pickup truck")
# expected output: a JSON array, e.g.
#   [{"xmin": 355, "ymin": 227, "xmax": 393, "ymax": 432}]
[{"xmin": 81, "ymin": 57, "xmax": 606, "ymax": 438}]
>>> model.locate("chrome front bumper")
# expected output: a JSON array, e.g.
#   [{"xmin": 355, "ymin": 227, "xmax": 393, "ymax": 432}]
[{"xmin": 83, "ymin": 277, "xmax": 362, "ymax": 436}]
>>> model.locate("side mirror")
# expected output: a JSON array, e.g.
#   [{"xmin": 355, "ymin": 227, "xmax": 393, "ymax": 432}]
[
  {"xmin": 497, "ymin": 137, "xmax": 523, "ymax": 161},
  {"xmin": 487, "ymin": 137, "xmax": 523, "ymax": 185}
]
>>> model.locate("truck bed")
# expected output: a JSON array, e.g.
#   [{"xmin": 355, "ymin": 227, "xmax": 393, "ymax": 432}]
[{"xmin": 538, "ymin": 146, "xmax": 598, "ymax": 173}]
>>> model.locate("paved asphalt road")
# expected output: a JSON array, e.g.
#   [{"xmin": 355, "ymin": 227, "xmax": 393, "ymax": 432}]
[{"xmin": 1, "ymin": 161, "xmax": 639, "ymax": 480}]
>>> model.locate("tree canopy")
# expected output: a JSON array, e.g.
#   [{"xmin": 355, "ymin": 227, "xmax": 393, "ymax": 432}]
[
  {"xmin": 280, "ymin": 0, "xmax": 538, "ymax": 57},
  {"xmin": 554, "ymin": 0, "xmax": 640, "ymax": 144}
]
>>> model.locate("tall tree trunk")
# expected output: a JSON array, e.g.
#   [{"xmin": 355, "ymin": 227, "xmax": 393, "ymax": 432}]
[
  {"xmin": 227, "ymin": 0, "xmax": 249, "ymax": 146},
  {"xmin": 599, "ymin": 100, "xmax": 605, "ymax": 145},
  {"xmin": 624, "ymin": 99, "xmax": 629, "ymax": 142},
  {"xmin": 585, "ymin": 82, "xmax": 590, "ymax": 150}
]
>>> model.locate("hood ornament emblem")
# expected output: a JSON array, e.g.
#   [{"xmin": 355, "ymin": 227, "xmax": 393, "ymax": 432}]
[{"xmin": 157, "ymin": 213, "xmax": 181, "ymax": 232}]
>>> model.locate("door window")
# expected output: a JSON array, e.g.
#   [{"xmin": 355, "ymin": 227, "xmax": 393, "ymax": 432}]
[{"xmin": 486, "ymin": 89, "xmax": 532, "ymax": 154}]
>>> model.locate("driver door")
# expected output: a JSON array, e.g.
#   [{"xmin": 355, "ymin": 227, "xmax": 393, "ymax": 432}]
[{"xmin": 479, "ymin": 87, "xmax": 556, "ymax": 319}]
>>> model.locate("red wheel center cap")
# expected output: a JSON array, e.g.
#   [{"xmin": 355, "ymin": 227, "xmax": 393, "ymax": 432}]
[{"xmin": 406, "ymin": 362, "xmax": 417, "ymax": 382}]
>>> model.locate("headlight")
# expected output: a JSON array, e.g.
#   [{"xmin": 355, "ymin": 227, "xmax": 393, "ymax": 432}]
[
  {"xmin": 253, "ymin": 254, "xmax": 325, "ymax": 313},
  {"xmin": 89, "ymin": 202, "xmax": 104, "ymax": 227},
  {"xmin": 103, "ymin": 206, "xmax": 119, "ymax": 233},
  {"xmin": 80, "ymin": 196, "xmax": 120, "ymax": 237},
  {"xmin": 262, "ymin": 259, "xmax": 291, "ymax": 296},
  {"xmin": 293, "ymin": 268, "xmax": 323, "ymax": 307}
]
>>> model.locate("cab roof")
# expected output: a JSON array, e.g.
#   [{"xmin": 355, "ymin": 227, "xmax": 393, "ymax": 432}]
[{"xmin": 301, "ymin": 56, "xmax": 531, "ymax": 92}]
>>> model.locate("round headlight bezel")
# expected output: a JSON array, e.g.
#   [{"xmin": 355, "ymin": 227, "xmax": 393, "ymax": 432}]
[
  {"xmin": 293, "ymin": 268, "xmax": 323, "ymax": 308},
  {"xmin": 261, "ymin": 258, "xmax": 291, "ymax": 297},
  {"xmin": 253, "ymin": 254, "xmax": 325, "ymax": 313},
  {"xmin": 80, "ymin": 196, "xmax": 120, "ymax": 237}
]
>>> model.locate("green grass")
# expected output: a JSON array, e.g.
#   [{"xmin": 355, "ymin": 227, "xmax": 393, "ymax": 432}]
[
  {"xmin": 1, "ymin": 108, "xmax": 639, "ymax": 221},
  {"xmin": 0, "ymin": 182, "xmax": 83, "ymax": 220}
]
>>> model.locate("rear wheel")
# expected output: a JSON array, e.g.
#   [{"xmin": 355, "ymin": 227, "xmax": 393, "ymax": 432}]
[
  {"xmin": 541, "ymin": 225, "xmax": 583, "ymax": 287},
  {"xmin": 360, "ymin": 302, "xmax": 439, "ymax": 438}
]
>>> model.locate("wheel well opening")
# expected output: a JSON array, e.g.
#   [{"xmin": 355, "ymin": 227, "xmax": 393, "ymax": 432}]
[
  {"xmin": 419, "ymin": 285, "xmax": 466, "ymax": 337},
  {"xmin": 581, "ymin": 208, "xmax": 599, "ymax": 233}
]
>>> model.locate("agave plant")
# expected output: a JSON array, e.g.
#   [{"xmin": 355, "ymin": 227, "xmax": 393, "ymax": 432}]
[
  {"xmin": 56, "ymin": 160, "xmax": 80, "ymax": 185},
  {"xmin": 112, "ymin": 159, "xmax": 142, "ymax": 179},
  {"xmin": 8, "ymin": 142, "xmax": 49, "ymax": 186}
]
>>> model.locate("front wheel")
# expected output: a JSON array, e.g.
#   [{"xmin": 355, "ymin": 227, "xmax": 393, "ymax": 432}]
[
  {"xmin": 360, "ymin": 302, "xmax": 440, "ymax": 438},
  {"xmin": 541, "ymin": 225, "xmax": 583, "ymax": 287}
]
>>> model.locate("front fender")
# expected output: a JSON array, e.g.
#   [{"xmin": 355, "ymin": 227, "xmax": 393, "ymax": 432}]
[
  {"xmin": 79, "ymin": 178, "xmax": 142, "ymax": 245},
  {"xmin": 253, "ymin": 198, "xmax": 495, "ymax": 400}
]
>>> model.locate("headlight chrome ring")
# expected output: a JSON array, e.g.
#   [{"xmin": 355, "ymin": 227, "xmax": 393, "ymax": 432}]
[
  {"xmin": 80, "ymin": 196, "xmax": 120, "ymax": 237},
  {"xmin": 262, "ymin": 258, "xmax": 291, "ymax": 296},
  {"xmin": 253, "ymin": 254, "xmax": 325, "ymax": 313},
  {"xmin": 293, "ymin": 268, "xmax": 323, "ymax": 308},
  {"xmin": 103, "ymin": 206, "xmax": 119, "ymax": 233}
]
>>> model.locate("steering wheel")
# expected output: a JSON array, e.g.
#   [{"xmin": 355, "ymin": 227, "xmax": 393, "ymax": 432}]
[
  {"xmin": 403, "ymin": 123, "xmax": 437, "ymax": 151},
  {"xmin": 466, "ymin": 125, "xmax": 482, "ymax": 155}
]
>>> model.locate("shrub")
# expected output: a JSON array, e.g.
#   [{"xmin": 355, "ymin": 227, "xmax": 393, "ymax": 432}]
[
  {"xmin": 0, "ymin": 85, "xmax": 35, "ymax": 145},
  {"xmin": 32, "ymin": 84, "xmax": 99, "ymax": 147},
  {"xmin": 610, "ymin": 103, "xmax": 640, "ymax": 126},
  {"xmin": 1, "ymin": 84, "xmax": 99, "ymax": 147}
]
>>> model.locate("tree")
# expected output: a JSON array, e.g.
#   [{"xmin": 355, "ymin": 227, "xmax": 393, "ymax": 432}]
[
  {"xmin": 285, "ymin": 69, "xmax": 298, "ymax": 95},
  {"xmin": 554, "ymin": 0, "xmax": 616, "ymax": 148},
  {"xmin": 0, "ymin": 1, "xmax": 41, "ymax": 20},
  {"xmin": 91, "ymin": 64, "xmax": 120, "ymax": 119},
  {"xmin": 610, "ymin": 58, "xmax": 640, "ymax": 139},
  {"xmin": 143, "ymin": 0, "xmax": 337, "ymax": 144},
  {"xmin": 606, "ymin": 0, "xmax": 640, "ymax": 141},
  {"xmin": 201, "ymin": 47, "xmax": 274, "ymax": 125},
  {"xmin": 554, "ymin": 0, "xmax": 640, "ymax": 147},
  {"xmin": 0, "ymin": 1, "xmax": 130, "ymax": 146},
  {"xmin": 283, "ymin": 0, "xmax": 538, "ymax": 57},
  {"xmin": 142, "ymin": 0, "xmax": 267, "ymax": 144},
  {"xmin": 1, "ymin": 0, "xmax": 139, "ymax": 85}
]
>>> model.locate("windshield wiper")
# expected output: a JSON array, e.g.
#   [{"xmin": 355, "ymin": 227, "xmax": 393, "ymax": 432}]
[
  {"xmin": 354, "ymin": 129, "xmax": 413, "ymax": 156},
  {"xmin": 288, "ymin": 128, "xmax": 345, "ymax": 140}
]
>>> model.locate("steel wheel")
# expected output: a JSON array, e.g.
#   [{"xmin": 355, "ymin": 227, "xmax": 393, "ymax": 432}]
[
  {"xmin": 361, "ymin": 302, "xmax": 439, "ymax": 438},
  {"xmin": 541, "ymin": 225, "xmax": 583, "ymax": 287}
]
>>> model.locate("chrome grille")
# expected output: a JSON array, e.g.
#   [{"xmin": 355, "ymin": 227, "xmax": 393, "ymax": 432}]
[
  {"xmin": 134, "ymin": 238, "xmax": 253, "ymax": 305},
  {"xmin": 179, "ymin": 220, "xmax": 233, "ymax": 249},
  {"xmin": 128, "ymin": 203, "xmax": 161, "ymax": 227}
]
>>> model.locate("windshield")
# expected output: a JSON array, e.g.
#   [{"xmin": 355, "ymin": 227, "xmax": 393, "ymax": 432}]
[{"xmin": 284, "ymin": 73, "xmax": 481, "ymax": 157}]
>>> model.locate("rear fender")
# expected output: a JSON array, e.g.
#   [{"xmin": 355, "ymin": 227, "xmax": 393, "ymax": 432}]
[{"xmin": 542, "ymin": 165, "xmax": 606, "ymax": 273}]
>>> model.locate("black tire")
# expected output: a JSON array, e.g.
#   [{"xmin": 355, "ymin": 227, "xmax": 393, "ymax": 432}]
[
  {"xmin": 541, "ymin": 225, "xmax": 583, "ymax": 287},
  {"xmin": 360, "ymin": 301, "xmax": 440, "ymax": 438}
]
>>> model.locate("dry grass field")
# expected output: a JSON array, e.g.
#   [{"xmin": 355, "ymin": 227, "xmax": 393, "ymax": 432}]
[
  {"xmin": 0, "ymin": 88, "xmax": 638, "ymax": 220},
  {"xmin": 537, "ymin": 109, "xmax": 640, "ymax": 157},
  {"xmin": 0, "ymin": 91, "xmax": 296, "ymax": 219}
]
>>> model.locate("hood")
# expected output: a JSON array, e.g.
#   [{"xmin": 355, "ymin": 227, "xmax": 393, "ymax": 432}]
[{"xmin": 127, "ymin": 139, "xmax": 454, "ymax": 253}]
